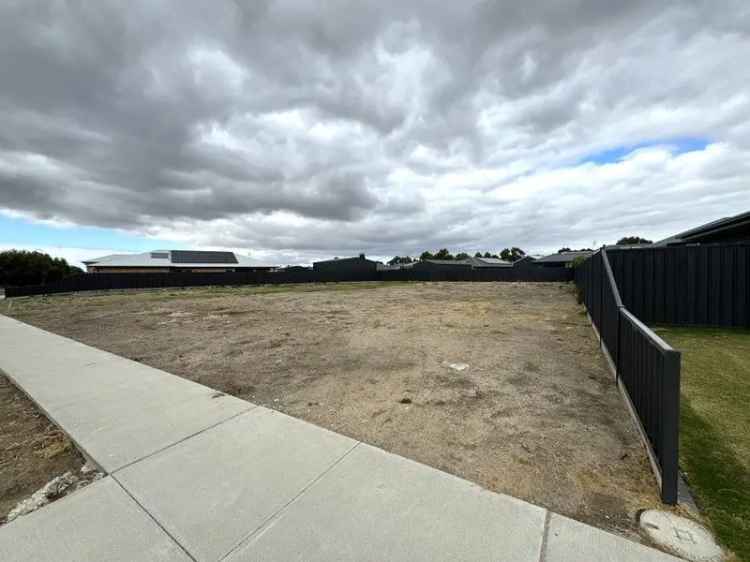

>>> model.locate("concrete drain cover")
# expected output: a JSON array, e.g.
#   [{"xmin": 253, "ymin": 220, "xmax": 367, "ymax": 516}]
[{"xmin": 640, "ymin": 510, "xmax": 724, "ymax": 562}]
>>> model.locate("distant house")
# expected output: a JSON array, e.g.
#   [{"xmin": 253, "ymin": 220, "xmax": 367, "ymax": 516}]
[
  {"xmin": 377, "ymin": 263, "xmax": 404, "ymax": 272},
  {"xmin": 312, "ymin": 254, "xmax": 379, "ymax": 276},
  {"xmin": 534, "ymin": 251, "xmax": 593, "ymax": 268},
  {"xmin": 83, "ymin": 250, "xmax": 273, "ymax": 273},
  {"xmin": 511, "ymin": 255, "xmax": 537, "ymax": 268},
  {"xmin": 282, "ymin": 265, "xmax": 312, "ymax": 272},
  {"xmin": 467, "ymin": 257, "xmax": 513, "ymax": 268},
  {"xmin": 412, "ymin": 257, "xmax": 519, "ymax": 271},
  {"xmin": 654, "ymin": 210, "xmax": 750, "ymax": 246},
  {"xmin": 412, "ymin": 259, "xmax": 473, "ymax": 272}
]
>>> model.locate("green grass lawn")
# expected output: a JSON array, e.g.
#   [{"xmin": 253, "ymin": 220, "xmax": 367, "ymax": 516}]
[{"xmin": 656, "ymin": 326, "xmax": 750, "ymax": 561}]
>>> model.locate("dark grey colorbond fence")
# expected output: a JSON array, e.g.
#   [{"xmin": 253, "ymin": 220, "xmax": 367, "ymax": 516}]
[
  {"xmin": 576, "ymin": 248, "xmax": 680, "ymax": 504},
  {"xmin": 4, "ymin": 265, "xmax": 573, "ymax": 298},
  {"xmin": 607, "ymin": 243, "xmax": 750, "ymax": 328}
]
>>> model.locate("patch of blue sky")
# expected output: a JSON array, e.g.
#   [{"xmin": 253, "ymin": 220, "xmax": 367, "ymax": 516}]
[
  {"xmin": 579, "ymin": 137, "xmax": 710, "ymax": 165},
  {"xmin": 0, "ymin": 213, "xmax": 175, "ymax": 252}
]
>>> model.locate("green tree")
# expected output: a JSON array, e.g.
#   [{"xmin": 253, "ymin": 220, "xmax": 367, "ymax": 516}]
[
  {"xmin": 499, "ymin": 247, "xmax": 526, "ymax": 262},
  {"xmin": 474, "ymin": 252, "xmax": 483, "ymax": 258},
  {"xmin": 433, "ymin": 248, "xmax": 453, "ymax": 260},
  {"xmin": 559, "ymin": 247, "xmax": 593, "ymax": 253},
  {"xmin": 0, "ymin": 250, "xmax": 82, "ymax": 287},
  {"xmin": 570, "ymin": 256, "xmax": 588, "ymax": 268},
  {"xmin": 419, "ymin": 251, "xmax": 434, "ymax": 261},
  {"xmin": 616, "ymin": 236, "xmax": 652, "ymax": 245},
  {"xmin": 455, "ymin": 252, "xmax": 470, "ymax": 260},
  {"xmin": 388, "ymin": 256, "xmax": 414, "ymax": 265}
]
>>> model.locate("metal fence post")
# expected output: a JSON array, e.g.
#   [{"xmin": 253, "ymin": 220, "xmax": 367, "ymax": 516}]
[
  {"xmin": 598, "ymin": 246, "xmax": 607, "ymax": 349},
  {"xmin": 616, "ymin": 308, "xmax": 622, "ymax": 383},
  {"xmin": 660, "ymin": 349, "xmax": 681, "ymax": 504}
]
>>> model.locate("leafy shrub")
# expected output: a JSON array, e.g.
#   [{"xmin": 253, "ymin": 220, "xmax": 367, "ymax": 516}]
[
  {"xmin": 569, "ymin": 255, "xmax": 588, "ymax": 269},
  {"xmin": 0, "ymin": 250, "xmax": 82, "ymax": 287}
]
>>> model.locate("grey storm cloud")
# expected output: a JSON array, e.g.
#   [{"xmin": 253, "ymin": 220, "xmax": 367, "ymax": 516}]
[{"xmin": 1, "ymin": 0, "xmax": 750, "ymax": 263}]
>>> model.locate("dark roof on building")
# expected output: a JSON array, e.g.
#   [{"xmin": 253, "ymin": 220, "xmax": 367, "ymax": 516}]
[
  {"xmin": 313, "ymin": 254, "xmax": 379, "ymax": 266},
  {"xmin": 171, "ymin": 250, "xmax": 237, "ymax": 264},
  {"xmin": 535, "ymin": 251, "xmax": 593, "ymax": 264},
  {"xmin": 655, "ymin": 210, "xmax": 750, "ymax": 246},
  {"xmin": 512, "ymin": 256, "xmax": 537, "ymax": 266},
  {"xmin": 83, "ymin": 250, "xmax": 262, "ymax": 268},
  {"xmin": 467, "ymin": 257, "xmax": 512, "ymax": 268},
  {"xmin": 419, "ymin": 259, "xmax": 473, "ymax": 267}
]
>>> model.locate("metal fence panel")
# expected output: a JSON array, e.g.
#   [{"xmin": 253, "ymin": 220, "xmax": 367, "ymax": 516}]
[
  {"xmin": 4, "ymin": 265, "xmax": 574, "ymax": 297},
  {"xmin": 607, "ymin": 243, "xmax": 750, "ymax": 328},
  {"xmin": 618, "ymin": 308, "xmax": 681, "ymax": 504},
  {"xmin": 576, "ymin": 248, "xmax": 680, "ymax": 504}
]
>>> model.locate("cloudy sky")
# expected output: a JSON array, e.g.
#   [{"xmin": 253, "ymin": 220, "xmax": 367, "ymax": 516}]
[{"xmin": 1, "ymin": 1, "xmax": 749, "ymax": 266}]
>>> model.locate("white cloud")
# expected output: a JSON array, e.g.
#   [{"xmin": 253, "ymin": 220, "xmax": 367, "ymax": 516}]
[{"xmin": 0, "ymin": 1, "xmax": 748, "ymax": 261}]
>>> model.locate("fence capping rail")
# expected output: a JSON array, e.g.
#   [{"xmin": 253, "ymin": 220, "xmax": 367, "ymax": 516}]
[
  {"xmin": 619, "ymin": 306, "xmax": 676, "ymax": 353},
  {"xmin": 601, "ymin": 247, "xmax": 624, "ymax": 309}
]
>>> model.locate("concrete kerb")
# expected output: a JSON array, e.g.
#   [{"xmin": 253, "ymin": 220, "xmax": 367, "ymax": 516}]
[
  {"xmin": 0, "ymin": 477, "xmax": 193, "ymax": 562},
  {"xmin": 0, "ymin": 365, "xmax": 106, "ymax": 475}
]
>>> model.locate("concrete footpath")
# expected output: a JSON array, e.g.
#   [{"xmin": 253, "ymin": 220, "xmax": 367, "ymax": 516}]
[{"xmin": 0, "ymin": 314, "xmax": 682, "ymax": 561}]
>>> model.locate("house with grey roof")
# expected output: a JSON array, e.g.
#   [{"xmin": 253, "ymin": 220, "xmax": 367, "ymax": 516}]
[
  {"xmin": 83, "ymin": 250, "xmax": 273, "ymax": 273},
  {"xmin": 467, "ymin": 256, "xmax": 513, "ymax": 268},
  {"xmin": 411, "ymin": 258, "xmax": 473, "ymax": 272},
  {"xmin": 534, "ymin": 251, "xmax": 593, "ymax": 268},
  {"xmin": 312, "ymin": 254, "xmax": 380, "ymax": 276},
  {"xmin": 377, "ymin": 262, "xmax": 414, "ymax": 271}
]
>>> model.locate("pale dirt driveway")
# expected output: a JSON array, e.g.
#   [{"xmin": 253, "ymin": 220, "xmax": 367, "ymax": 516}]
[{"xmin": 5, "ymin": 282, "xmax": 661, "ymax": 538}]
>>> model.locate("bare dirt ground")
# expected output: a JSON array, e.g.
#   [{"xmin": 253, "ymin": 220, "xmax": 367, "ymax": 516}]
[
  {"xmin": 0, "ymin": 374, "xmax": 97, "ymax": 523},
  {"xmin": 4, "ymin": 282, "xmax": 662, "ymax": 537}
]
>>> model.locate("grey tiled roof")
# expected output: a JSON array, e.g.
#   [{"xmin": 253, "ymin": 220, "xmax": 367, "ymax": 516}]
[
  {"xmin": 535, "ymin": 251, "xmax": 593, "ymax": 264},
  {"xmin": 468, "ymin": 257, "xmax": 512, "ymax": 267},
  {"xmin": 421, "ymin": 259, "xmax": 473, "ymax": 266},
  {"xmin": 83, "ymin": 250, "xmax": 262, "ymax": 268}
]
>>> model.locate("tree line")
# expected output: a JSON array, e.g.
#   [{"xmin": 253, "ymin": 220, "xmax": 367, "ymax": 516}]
[
  {"xmin": 557, "ymin": 237, "xmax": 651, "ymax": 252},
  {"xmin": 0, "ymin": 250, "xmax": 83, "ymax": 287},
  {"xmin": 389, "ymin": 247, "xmax": 527, "ymax": 265},
  {"xmin": 389, "ymin": 237, "xmax": 652, "ymax": 265}
]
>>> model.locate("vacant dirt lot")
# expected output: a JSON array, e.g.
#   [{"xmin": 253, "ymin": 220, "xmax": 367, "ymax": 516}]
[{"xmin": 5, "ymin": 282, "xmax": 661, "ymax": 537}]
